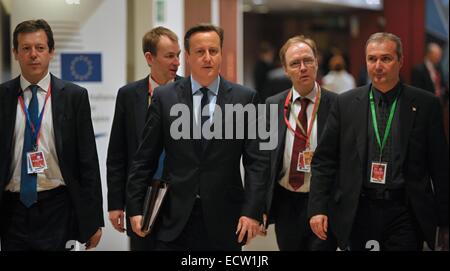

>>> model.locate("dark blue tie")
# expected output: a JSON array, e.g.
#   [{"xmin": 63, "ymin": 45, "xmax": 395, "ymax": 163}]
[
  {"xmin": 20, "ymin": 85, "xmax": 39, "ymax": 207},
  {"xmin": 200, "ymin": 87, "xmax": 210, "ymax": 149}
]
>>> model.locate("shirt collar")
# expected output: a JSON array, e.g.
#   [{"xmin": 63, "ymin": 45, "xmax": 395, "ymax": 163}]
[
  {"xmin": 191, "ymin": 76, "xmax": 220, "ymax": 96},
  {"xmin": 372, "ymin": 82, "xmax": 401, "ymax": 105},
  {"xmin": 20, "ymin": 72, "xmax": 51, "ymax": 93},
  {"xmin": 149, "ymin": 74, "xmax": 174, "ymax": 90},
  {"xmin": 292, "ymin": 81, "xmax": 318, "ymax": 105}
]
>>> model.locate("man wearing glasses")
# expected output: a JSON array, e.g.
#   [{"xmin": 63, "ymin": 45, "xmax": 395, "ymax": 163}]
[{"xmin": 264, "ymin": 36, "xmax": 337, "ymax": 251}]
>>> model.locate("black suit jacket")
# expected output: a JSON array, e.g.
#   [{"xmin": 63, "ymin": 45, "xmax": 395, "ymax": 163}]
[
  {"xmin": 106, "ymin": 75, "xmax": 182, "ymax": 235},
  {"xmin": 126, "ymin": 76, "xmax": 267, "ymax": 249},
  {"xmin": 0, "ymin": 75, "xmax": 104, "ymax": 243},
  {"xmin": 411, "ymin": 63, "xmax": 447, "ymax": 98},
  {"xmin": 264, "ymin": 88, "xmax": 337, "ymax": 218},
  {"xmin": 308, "ymin": 83, "xmax": 449, "ymax": 249}
]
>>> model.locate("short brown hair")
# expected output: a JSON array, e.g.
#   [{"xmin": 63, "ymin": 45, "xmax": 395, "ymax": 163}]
[
  {"xmin": 279, "ymin": 35, "xmax": 318, "ymax": 67},
  {"xmin": 13, "ymin": 19, "xmax": 54, "ymax": 52},
  {"xmin": 365, "ymin": 32, "xmax": 403, "ymax": 60},
  {"xmin": 142, "ymin": 26, "xmax": 178, "ymax": 55},
  {"xmin": 184, "ymin": 23, "xmax": 224, "ymax": 52}
]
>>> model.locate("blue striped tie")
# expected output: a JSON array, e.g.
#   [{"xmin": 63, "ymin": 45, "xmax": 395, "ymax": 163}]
[{"xmin": 20, "ymin": 85, "xmax": 39, "ymax": 207}]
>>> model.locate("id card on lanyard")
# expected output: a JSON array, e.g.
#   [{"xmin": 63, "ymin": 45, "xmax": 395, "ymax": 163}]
[
  {"xmin": 368, "ymin": 87, "xmax": 398, "ymax": 184},
  {"xmin": 284, "ymin": 83, "xmax": 321, "ymax": 173},
  {"xmin": 18, "ymin": 85, "xmax": 52, "ymax": 174}
]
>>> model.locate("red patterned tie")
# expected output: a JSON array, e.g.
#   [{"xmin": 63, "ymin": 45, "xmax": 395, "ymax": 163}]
[{"xmin": 288, "ymin": 98, "xmax": 309, "ymax": 190}]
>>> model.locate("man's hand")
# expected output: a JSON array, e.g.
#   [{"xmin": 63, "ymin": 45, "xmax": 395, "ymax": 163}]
[
  {"xmin": 236, "ymin": 216, "xmax": 262, "ymax": 245},
  {"xmin": 259, "ymin": 213, "xmax": 268, "ymax": 237},
  {"xmin": 130, "ymin": 215, "xmax": 146, "ymax": 237},
  {"xmin": 108, "ymin": 210, "xmax": 125, "ymax": 233},
  {"xmin": 437, "ymin": 227, "xmax": 449, "ymax": 251},
  {"xmin": 85, "ymin": 228, "xmax": 102, "ymax": 250},
  {"xmin": 310, "ymin": 214, "xmax": 328, "ymax": 240}
]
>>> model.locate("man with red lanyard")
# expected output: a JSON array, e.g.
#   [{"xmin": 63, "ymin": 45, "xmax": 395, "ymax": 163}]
[
  {"xmin": 107, "ymin": 26, "xmax": 182, "ymax": 251},
  {"xmin": 0, "ymin": 19, "xmax": 103, "ymax": 250},
  {"xmin": 264, "ymin": 36, "xmax": 337, "ymax": 250}
]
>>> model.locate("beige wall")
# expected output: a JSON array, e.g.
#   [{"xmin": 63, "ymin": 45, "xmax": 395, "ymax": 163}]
[{"xmin": 127, "ymin": 0, "xmax": 153, "ymax": 82}]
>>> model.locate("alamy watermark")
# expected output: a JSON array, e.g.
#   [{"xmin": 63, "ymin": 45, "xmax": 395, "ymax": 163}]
[{"xmin": 169, "ymin": 103, "xmax": 278, "ymax": 150}]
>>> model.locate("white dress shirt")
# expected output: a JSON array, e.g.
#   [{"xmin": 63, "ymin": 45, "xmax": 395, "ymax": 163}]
[
  {"xmin": 148, "ymin": 75, "xmax": 174, "ymax": 105},
  {"xmin": 191, "ymin": 76, "xmax": 220, "ymax": 124},
  {"xmin": 278, "ymin": 83, "xmax": 319, "ymax": 192},
  {"xmin": 6, "ymin": 73, "xmax": 65, "ymax": 192}
]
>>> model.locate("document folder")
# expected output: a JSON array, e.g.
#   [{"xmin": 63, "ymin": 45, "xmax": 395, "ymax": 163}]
[{"xmin": 141, "ymin": 179, "xmax": 169, "ymax": 235}]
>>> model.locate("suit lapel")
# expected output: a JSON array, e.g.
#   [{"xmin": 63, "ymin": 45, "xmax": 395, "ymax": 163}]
[
  {"xmin": 272, "ymin": 90, "xmax": 289, "ymax": 179},
  {"xmin": 317, "ymin": 90, "xmax": 331, "ymax": 137},
  {"xmin": 50, "ymin": 75, "xmax": 66, "ymax": 164},
  {"xmin": 353, "ymin": 86, "xmax": 370, "ymax": 164},
  {"xmin": 134, "ymin": 76, "xmax": 150, "ymax": 138},
  {"xmin": 3, "ymin": 77, "xmax": 21, "ymax": 164},
  {"xmin": 398, "ymin": 86, "xmax": 416, "ymax": 163},
  {"xmin": 176, "ymin": 77, "xmax": 198, "ymax": 156}
]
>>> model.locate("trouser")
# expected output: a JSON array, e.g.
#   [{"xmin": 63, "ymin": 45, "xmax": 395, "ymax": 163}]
[
  {"xmin": 0, "ymin": 186, "xmax": 72, "ymax": 251},
  {"xmin": 350, "ymin": 190, "xmax": 423, "ymax": 251},
  {"xmin": 273, "ymin": 184, "xmax": 337, "ymax": 251}
]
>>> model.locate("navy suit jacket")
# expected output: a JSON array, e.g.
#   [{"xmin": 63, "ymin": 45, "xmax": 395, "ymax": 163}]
[
  {"xmin": 106, "ymin": 75, "xmax": 182, "ymax": 236},
  {"xmin": 264, "ymin": 88, "xmax": 337, "ymax": 220},
  {"xmin": 0, "ymin": 75, "xmax": 104, "ymax": 243},
  {"xmin": 126, "ymin": 76, "xmax": 267, "ymax": 249}
]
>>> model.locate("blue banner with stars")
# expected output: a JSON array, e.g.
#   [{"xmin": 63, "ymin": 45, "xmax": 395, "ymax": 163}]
[{"xmin": 61, "ymin": 53, "xmax": 102, "ymax": 82}]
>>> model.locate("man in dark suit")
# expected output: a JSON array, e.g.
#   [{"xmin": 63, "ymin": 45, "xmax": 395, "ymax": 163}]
[
  {"xmin": 411, "ymin": 43, "xmax": 447, "ymax": 99},
  {"xmin": 126, "ymin": 24, "xmax": 266, "ymax": 250},
  {"xmin": 0, "ymin": 19, "xmax": 103, "ymax": 250},
  {"xmin": 265, "ymin": 36, "xmax": 336, "ymax": 251},
  {"xmin": 107, "ymin": 26, "xmax": 181, "ymax": 251},
  {"xmin": 308, "ymin": 32, "xmax": 449, "ymax": 251}
]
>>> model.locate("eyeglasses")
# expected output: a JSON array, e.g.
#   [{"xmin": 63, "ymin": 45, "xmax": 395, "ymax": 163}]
[{"xmin": 288, "ymin": 57, "xmax": 316, "ymax": 68}]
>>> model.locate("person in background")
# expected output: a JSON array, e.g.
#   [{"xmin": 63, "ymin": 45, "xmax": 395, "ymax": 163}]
[
  {"xmin": 411, "ymin": 42, "xmax": 447, "ymax": 100},
  {"xmin": 253, "ymin": 41, "xmax": 276, "ymax": 101},
  {"xmin": 107, "ymin": 26, "xmax": 181, "ymax": 251},
  {"xmin": 322, "ymin": 54, "xmax": 356, "ymax": 94}
]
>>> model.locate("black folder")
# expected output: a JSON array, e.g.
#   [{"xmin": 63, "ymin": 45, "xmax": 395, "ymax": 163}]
[{"xmin": 141, "ymin": 179, "xmax": 169, "ymax": 235}]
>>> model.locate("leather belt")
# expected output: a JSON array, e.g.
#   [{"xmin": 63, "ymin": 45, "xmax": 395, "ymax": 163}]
[{"xmin": 361, "ymin": 188, "xmax": 405, "ymax": 201}]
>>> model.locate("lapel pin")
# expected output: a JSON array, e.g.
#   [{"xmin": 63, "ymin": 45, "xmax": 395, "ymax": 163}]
[{"xmin": 412, "ymin": 106, "xmax": 417, "ymax": 112}]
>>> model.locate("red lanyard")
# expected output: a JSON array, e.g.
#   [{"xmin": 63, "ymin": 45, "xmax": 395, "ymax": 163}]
[
  {"xmin": 18, "ymin": 84, "xmax": 52, "ymax": 147},
  {"xmin": 283, "ymin": 83, "xmax": 321, "ymax": 149}
]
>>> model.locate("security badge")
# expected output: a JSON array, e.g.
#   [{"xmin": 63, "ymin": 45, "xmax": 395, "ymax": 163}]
[
  {"xmin": 297, "ymin": 150, "xmax": 314, "ymax": 172},
  {"xmin": 370, "ymin": 162, "xmax": 387, "ymax": 184},
  {"xmin": 27, "ymin": 150, "xmax": 48, "ymax": 174}
]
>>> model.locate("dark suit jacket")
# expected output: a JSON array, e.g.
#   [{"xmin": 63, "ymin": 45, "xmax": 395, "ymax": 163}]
[
  {"xmin": 265, "ymin": 88, "xmax": 337, "ymax": 219},
  {"xmin": 126, "ymin": 76, "xmax": 267, "ymax": 249},
  {"xmin": 106, "ymin": 75, "xmax": 182, "ymax": 236},
  {"xmin": 308, "ymin": 83, "xmax": 449, "ymax": 249},
  {"xmin": 0, "ymin": 75, "xmax": 104, "ymax": 243},
  {"xmin": 411, "ymin": 63, "xmax": 447, "ymax": 98}
]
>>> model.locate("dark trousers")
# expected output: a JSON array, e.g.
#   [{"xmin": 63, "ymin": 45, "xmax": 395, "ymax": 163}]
[
  {"xmin": 155, "ymin": 198, "xmax": 233, "ymax": 251},
  {"xmin": 273, "ymin": 184, "xmax": 336, "ymax": 251},
  {"xmin": 129, "ymin": 229, "xmax": 156, "ymax": 251},
  {"xmin": 350, "ymin": 193, "xmax": 423, "ymax": 251},
  {"xmin": 0, "ymin": 187, "xmax": 72, "ymax": 251}
]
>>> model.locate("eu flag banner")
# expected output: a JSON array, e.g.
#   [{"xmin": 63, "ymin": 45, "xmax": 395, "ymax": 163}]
[{"xmin": 61, "ymin": 53, "xmax": 102, "ymax": 82}]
